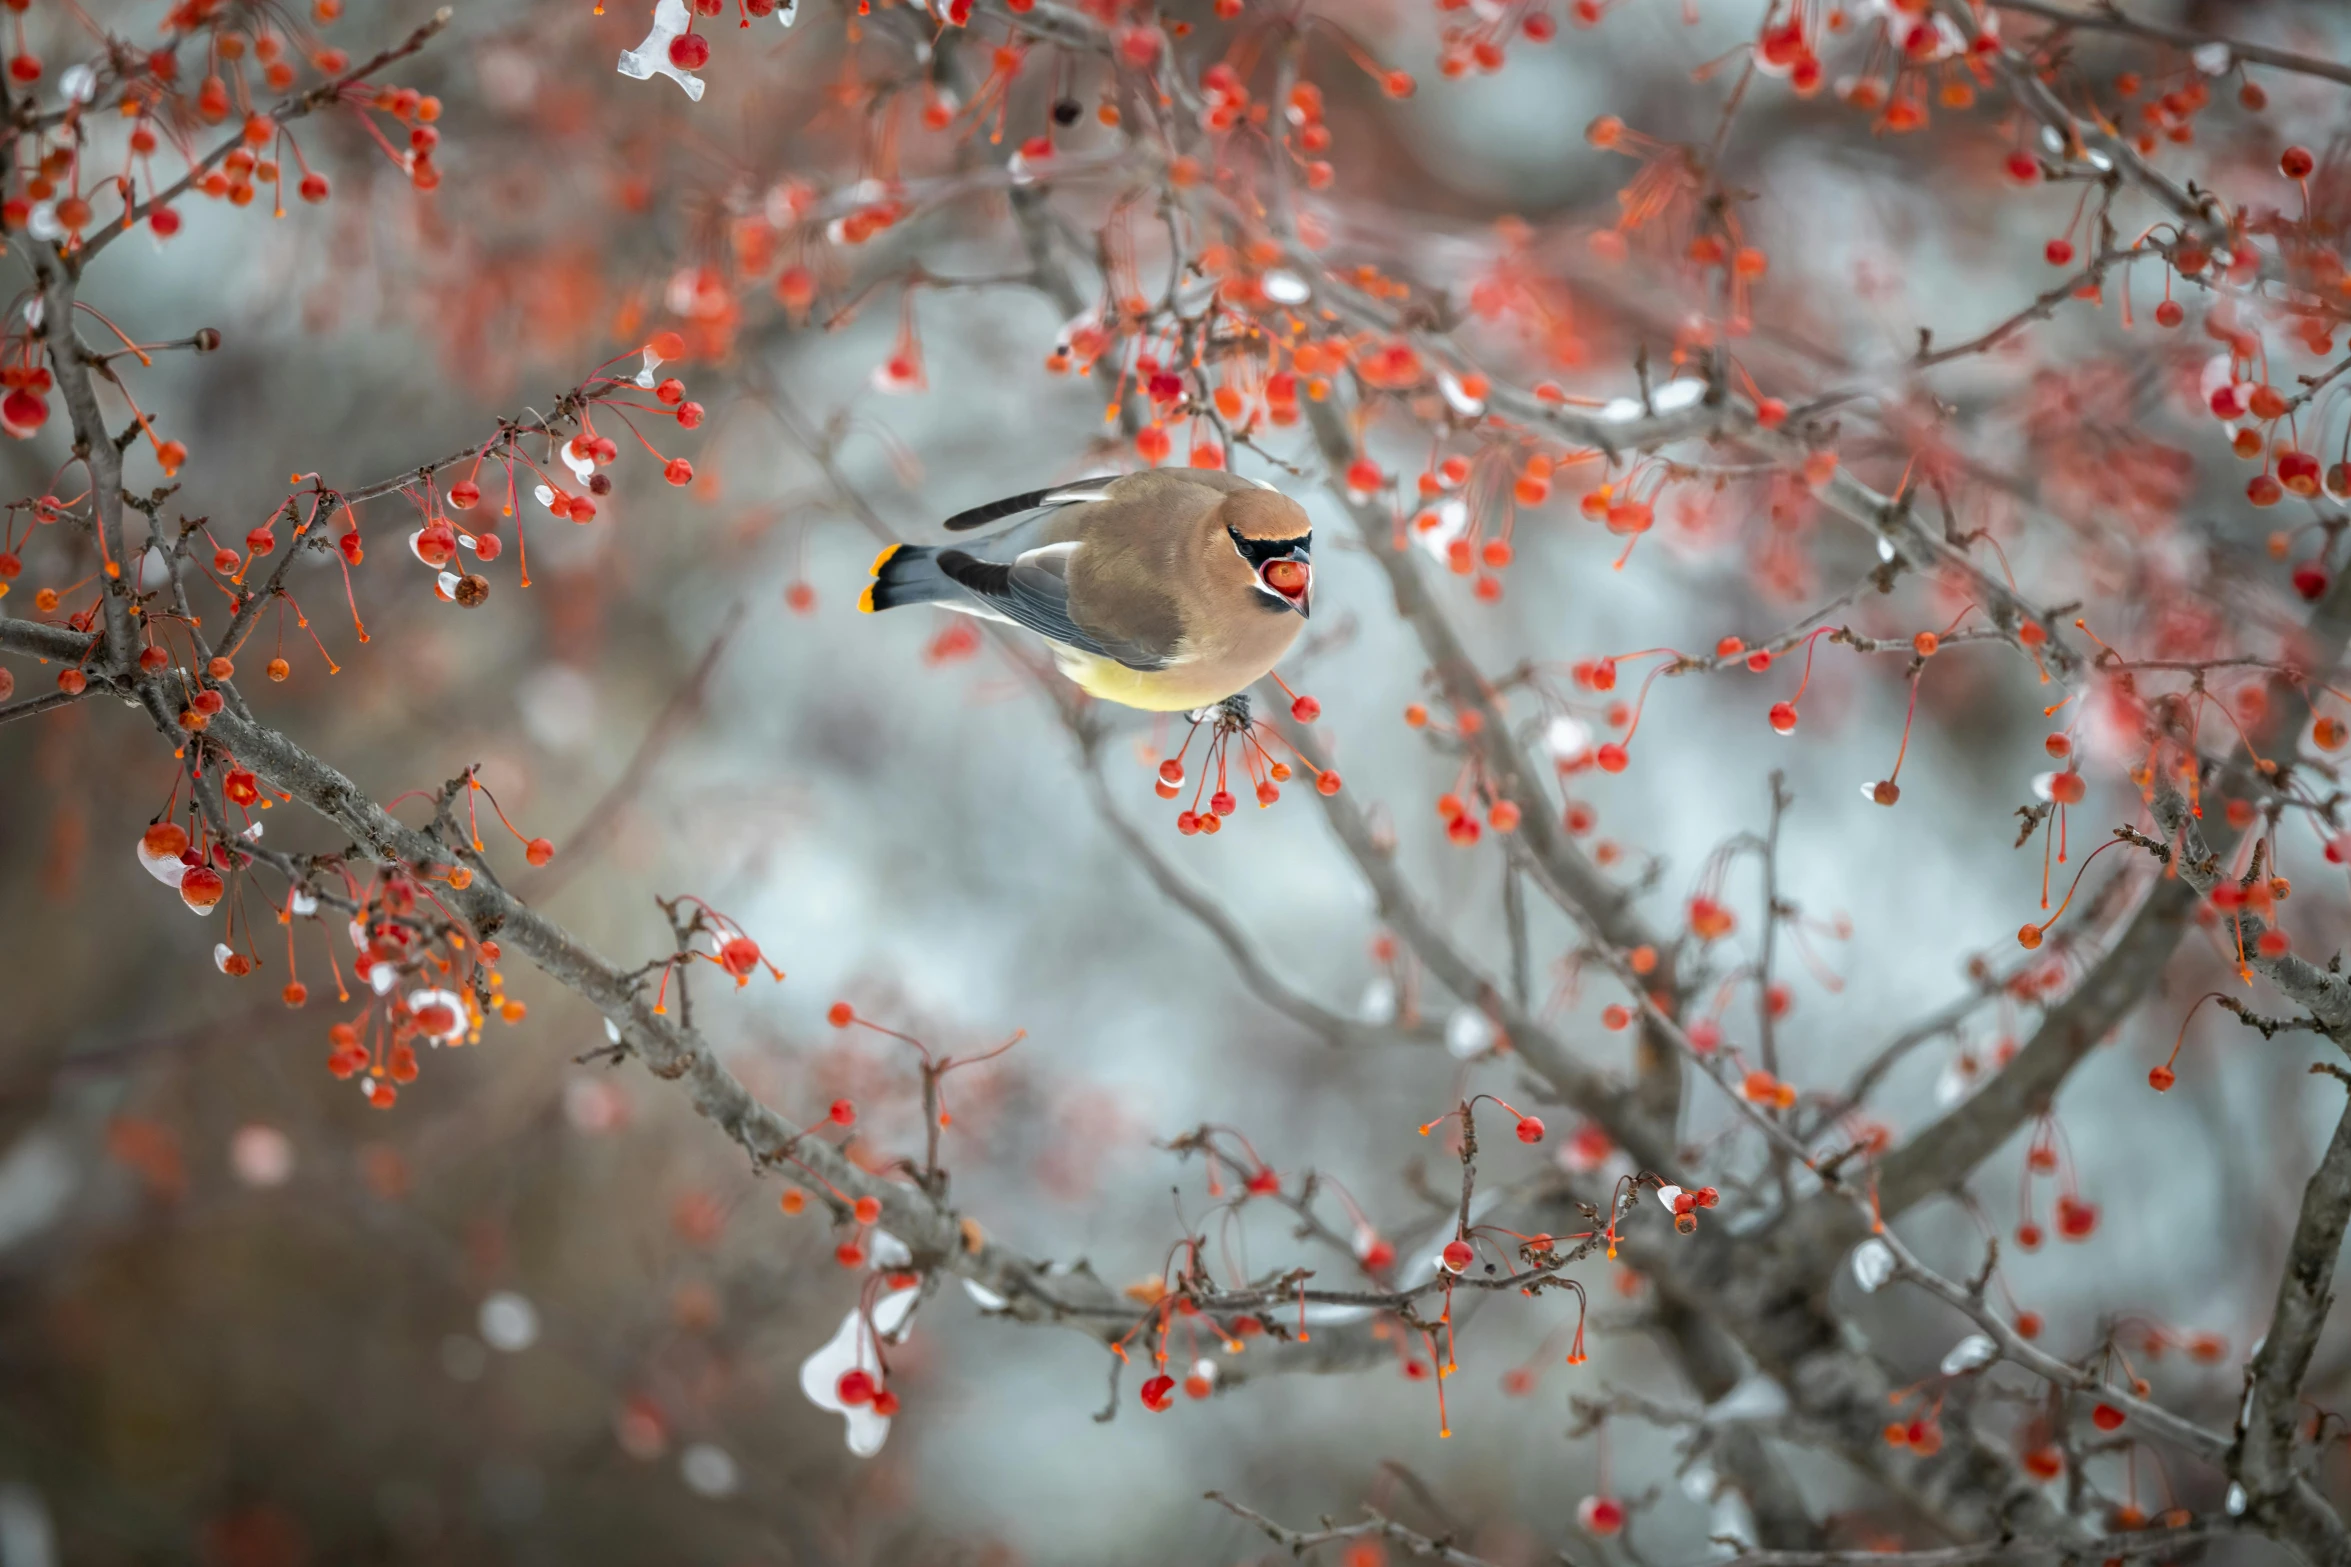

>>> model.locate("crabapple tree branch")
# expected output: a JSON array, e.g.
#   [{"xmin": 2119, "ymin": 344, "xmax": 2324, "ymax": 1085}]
[
  {"xmin": 2235, "ymin": 1087, "xmax": 2351, "ymax": 1516},
  {"xmin": 1990, "ymin": 1, "xmax": 2351, "ymax": 92},
  {"xmin": 1874, "ymin": 563, "xmax": 2351, "ymax": 1220}
]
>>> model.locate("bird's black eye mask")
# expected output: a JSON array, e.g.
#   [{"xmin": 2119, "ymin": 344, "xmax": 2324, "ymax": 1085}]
[
  {"xmin": 1230, "ymin": 527, "xmax": 1311, "ymax": 615},
  {"xmin": 1226, "ymin": 527, "xmax": 1310, "ymax": 569}
]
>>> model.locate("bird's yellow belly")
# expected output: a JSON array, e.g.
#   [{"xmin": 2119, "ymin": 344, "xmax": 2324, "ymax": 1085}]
[{"xmin": 1055, "ymin": 648, "xmax": 1258, "ymax": 712}]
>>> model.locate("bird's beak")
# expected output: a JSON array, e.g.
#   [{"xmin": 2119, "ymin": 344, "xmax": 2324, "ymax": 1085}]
[{"xmin": 1261, "ymin": 546, "xmax": 1311, "ymax": 618}]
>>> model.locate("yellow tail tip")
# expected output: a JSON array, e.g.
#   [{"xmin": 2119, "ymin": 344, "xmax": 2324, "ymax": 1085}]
[
  {"xmin": 857, "ymin": 585, "xmax": 877, "ymax": 614},
  {"xmin": 868, "ymin": 542, "xmax": 904, "ymax": 576}
]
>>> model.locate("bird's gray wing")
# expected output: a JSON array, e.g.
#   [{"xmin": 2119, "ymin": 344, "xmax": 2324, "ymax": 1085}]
[{"xmin": 934, "ymin": 542, "xmax": 1172, "ymax": 671}]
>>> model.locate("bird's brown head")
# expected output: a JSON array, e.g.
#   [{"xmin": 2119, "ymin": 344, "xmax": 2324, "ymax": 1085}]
[{"xmin": 1218, "ymin": 487, "xmax": 1312, "ymax": 618}]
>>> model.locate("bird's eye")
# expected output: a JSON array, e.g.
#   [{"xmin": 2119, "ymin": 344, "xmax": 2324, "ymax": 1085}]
[{"xmin": 1262, "ymin": 559, "xmax": 1308, "ymax": 595}]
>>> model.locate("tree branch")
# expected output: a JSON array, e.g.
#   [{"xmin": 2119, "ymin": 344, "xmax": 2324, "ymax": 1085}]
[
  {"xmin": 2234, "ymin": 1083, "xmax": 2351, "ymax": 1513},
  {"xmin": 1991, "ymin": 1, "xmax": 2351, "ymax": 91}
]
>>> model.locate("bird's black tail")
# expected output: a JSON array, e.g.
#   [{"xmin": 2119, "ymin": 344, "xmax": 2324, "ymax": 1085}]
[{"xmin": 859, "ymin": 543, "xmax": 954, "ymax": 614}]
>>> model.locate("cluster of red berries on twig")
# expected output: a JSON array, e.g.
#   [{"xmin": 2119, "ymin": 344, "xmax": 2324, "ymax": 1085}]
[{"xmin": 1154, "ymin": 689, "xmax": 1338, "ymax": 836}]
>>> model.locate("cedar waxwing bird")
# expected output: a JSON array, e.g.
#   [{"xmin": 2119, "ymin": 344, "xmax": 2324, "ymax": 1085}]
[{"xmin": 858, "ymin": 469, "xmax": 1313, "ymax": 712}]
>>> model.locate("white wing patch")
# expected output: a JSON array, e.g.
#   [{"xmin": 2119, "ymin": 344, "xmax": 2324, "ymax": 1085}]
[
  {"xmin": 932, "ymin": 599, "xmax": 1016, "ymax": 626},
  {"xmin": 1014, "ymin": 540, "xmax": 1081, "ymax": 575}
]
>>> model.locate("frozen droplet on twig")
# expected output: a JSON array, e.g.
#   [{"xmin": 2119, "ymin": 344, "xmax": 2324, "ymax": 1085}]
[
  {"xmin": 406, "ymin": 988, "xmax": 468, "ymax": 1044},
  {"xmin": 1939, "ymin": 1332, "xmax": 1998, "ymax": 1376},
  {"xmin": 801, "ymin": 1285, "xmax": 918, "ymax": 1456},
  {"xmin": 137, "ymin": 836, "xmax": 189, "ymax": 889},
  {"xmin": 1437, "ymin": 370, "xmax": 1485, "ymax": 418},
  {"xmin": 1850, "ymin": 1238, "xmax": 1895, "ymax": 1292},
  {"xmin": 1547, "ymin": 714, "xmax": 1593, "ymax": 759},
  {"xmin": 1444, "ymin": 1005, "xmax": 1496, "ymax": 1059},
  {"xmin": 617, "ymin": 0, "xmax": 705, "ymax": 101},
  {"xmin": 1261, "ymin": 270, "xmax": 1310, "ymax": 305},
  {"xmin": 1413, "ymin": 497, "xmax": 1469, "ymax": 564},
  {"xmin": 1651, "ymin": 377, "xmax": 1707, "ymax": 412}
]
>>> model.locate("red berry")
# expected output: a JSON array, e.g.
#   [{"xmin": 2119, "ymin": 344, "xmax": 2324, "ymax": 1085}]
[
  {"xmin": 667, "ymin": 31, "xmax": 710, "ymax": 69},
  {"xmin": 1578, "ymin": 1496, "xmax": 1625, "ymax": 1536},
  {"xmin": 1440, "ymin": 1239, "xmax": 1474, "ymax": 1272},
  {"xmin": 1515, "ymin": 1115, "xmax": 1543, "ymax": 1143},
  {"xmin": 829, "ymin": 1098, "xmax": 856, "ymax": 1124},
  {"xmin": 2092, "ymin": 1402, "xmax": 2125, "ymax": 1431},
  {"xmin": 179, "ymin": 864, "xmax": 225, "ymax": 912},
  {"xmin": 1290, "ymin": 694, "xmax": 1320, "ymax": 722}
]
